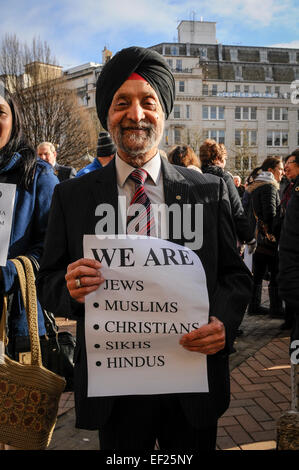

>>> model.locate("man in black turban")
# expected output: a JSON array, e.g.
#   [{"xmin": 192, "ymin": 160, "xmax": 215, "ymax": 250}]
[
  {"xmin": 37, "ymin": 45, "xmax": 252, "ymax": 451},
  {"xmin": 96, "ymin": 46, "xmax": 175, "ymax": 131}
]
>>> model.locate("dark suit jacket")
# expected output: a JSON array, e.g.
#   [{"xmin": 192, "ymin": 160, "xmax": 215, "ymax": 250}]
[
  {"xmin": 36, "ymin": 158, "xmax": 252, "ymax": 430},
  {"xmin": 54, "ymin": 163, "xmax": 77, "ymax": 182}
]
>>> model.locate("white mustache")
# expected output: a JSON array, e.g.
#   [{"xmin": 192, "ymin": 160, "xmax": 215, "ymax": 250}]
[{"xmin": 121, "ymin": 126, "xmax": 152, "ymax": 131}]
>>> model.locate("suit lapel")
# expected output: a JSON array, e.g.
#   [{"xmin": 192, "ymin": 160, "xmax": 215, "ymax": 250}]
[
  {"xmin": 161, "ymin": 158, "xmax": 190, "ymax": 245},
  {"xmin": 86, "ymin": 159, "xmax": 120, "ymax": 234},
  {"xmin": 161, "ymin": 158, "xmax": 190, "ymax": 205}
]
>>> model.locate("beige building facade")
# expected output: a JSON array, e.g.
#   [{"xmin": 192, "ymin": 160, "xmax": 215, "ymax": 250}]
[
  {"xmin": 64, "ymin": 20, "xmax": 299, "ymax": 175},
  {"xmin": 150, "ymin": 20, "xmax": 299, "ymax": 174}
]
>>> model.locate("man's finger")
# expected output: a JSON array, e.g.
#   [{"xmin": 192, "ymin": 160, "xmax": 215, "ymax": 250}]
[{"xmin": 67, "ymin": 258, "xmax": 102, "ymax": 274}]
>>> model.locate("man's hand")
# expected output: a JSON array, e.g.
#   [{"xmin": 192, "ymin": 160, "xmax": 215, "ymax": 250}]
[
  {"xmin": 65, "ymin": 258, "xmax": 105, "ymax": 303},
  {"xmin": 179, "ymin": 316, "xmax": 225, "ymax": 355}
]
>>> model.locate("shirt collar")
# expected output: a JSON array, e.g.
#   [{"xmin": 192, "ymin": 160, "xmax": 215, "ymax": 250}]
[{"xmin": 116, "ymin": 151, "xmax": 162, "ymax": 187}]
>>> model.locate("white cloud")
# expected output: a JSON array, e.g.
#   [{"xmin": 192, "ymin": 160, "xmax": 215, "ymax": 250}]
[
  {"xmin": 1, "ymin": 0, "xmax": 298, "ymax": 67},
  {"xmin": 269, "ymin": 40, "xmax": 299, "ymax": 49}
]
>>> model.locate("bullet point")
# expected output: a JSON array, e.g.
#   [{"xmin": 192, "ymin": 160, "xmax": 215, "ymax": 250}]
[
  {"xmin": 96, "ymin": 361, "xmax": 101, "ymax": 367},
  {"xmin": 93, "ymin": 302, "xmax": 99, "ymax": 308},
  {"xmin": 94, "ymin": 344, "xmax": 100, "ymax": 349},
  {"xmin": 93, "ymin": 324, "xmax": 99, "ymax": 330}
]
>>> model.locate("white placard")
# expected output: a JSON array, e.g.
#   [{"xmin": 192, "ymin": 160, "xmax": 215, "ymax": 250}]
[
  {"xmin": 83, "ymin": 235, "xmax": 209, "ymax": 397},
  {"xmin": 0, "ymin": 183, "xmax": 16, "ymax": 267}
]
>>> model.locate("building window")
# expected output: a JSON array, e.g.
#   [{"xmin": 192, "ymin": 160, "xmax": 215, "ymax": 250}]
[
  {"xmin": 179, "ymin": 81, "xmax": 185, "ymax": 92},
  {"xmin": 267, "ymin": 131, "xmax": 288, "ymax": 147},
  {"xmin": 244, "ymin": 85, "xmax": 250, "ymax": 93},
  {"xmin": 203, "ymin": 130, "xmax": 225, "ymax": 144},
  {"xmin": 174, "ymin": 128, "xmax": 181, "ymax": 144},
  {"xmin": 266, "ymin": 86, "xmax": 272, "ymax": 94},
  {"xmin": 202, "ymin": 106, "xmax": 209, "ymax": 120},
  {"xmin": 210, "ymin": 106, "xmax": 217, "ymax": 119},
  {"xmin": 267, "ymin": 108, "xmax": 288, "ymax": 121},
  {"xmin": 166, "ymin": 59, "xmax": 173, "ymax": 68},
  {"xmin": 173, "ymin": 105, "xmax": 181, "ymax": 119},
  {"xmin": 235, "ymin": 130, "xmax": 257, "ymax": 146},
  {"xmin": 171, "ymin": 46, "xmax": 178, "ymax": 56},
  {"xmin": 211, "ymin": 84, "xmax": 218, "ymax": 96},
  {"xmin": 202, "ymin": 106, "xmax": 225, "ymax": 120},
  {"xmin": 235, "ymin": 85, "xmax": 241, "ymax": 92},
  {"xmin": 164, "ymin": 129, "xmax": 169, "ymax": 146},
  {"xmin": 243, "ymin": 107, "xmax": 249, "ymax": 120},
  {"xmin": 186, "ymin": 104, "xmax": 191, "ymax": 119},
  {"xmin": 176, "ymin": 59, "xmax": 182, "ymax": 72},
  {"xmin": 218, "ymin": 107, "xmax": 224, "ymax": 120},
  {"xmin": 202, "ymin": 84, "xmax": 209, "ymax": 96},
  {"xmin": 235, "ymin": 107, "xmax": 257, "ymax": 120},
  {"xmin": 199, "ymin": 48, "xmax": 207, "ymax": 59},
  {"xmin": 235, "ymin": 155, "xmax": 257, "ymax": 171}
]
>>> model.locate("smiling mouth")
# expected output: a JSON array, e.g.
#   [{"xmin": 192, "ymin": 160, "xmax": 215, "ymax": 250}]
[{"xmin": 122, "ymin": 127, "xmax": 149, "ymax": 132}]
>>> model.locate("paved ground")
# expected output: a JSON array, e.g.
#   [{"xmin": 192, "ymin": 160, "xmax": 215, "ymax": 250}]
[{"xmin": 48, "ymin": 285, "xmax": 294, "ymax": 451}]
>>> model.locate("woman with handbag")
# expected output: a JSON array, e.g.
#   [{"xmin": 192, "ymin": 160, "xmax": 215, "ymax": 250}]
[
  {"xmin": 0, "ymin": 86, "xmax": 58, "ymax": 373},
  {"xmin": 245, "ymin": 156, "xmax": 284, "ymax": 317}
]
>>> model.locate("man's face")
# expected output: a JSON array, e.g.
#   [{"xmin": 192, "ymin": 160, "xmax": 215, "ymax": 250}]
[
  {"xmin": 233, "ymin": 176, "xmax": 241, "ymax": 187},
  {"xmin": 37, "ymin": 144, "xmax": 57, "ymax": 166},
  {"xmin": 107, "ymin": 79, "xmax": 164, "ymax": 167}
]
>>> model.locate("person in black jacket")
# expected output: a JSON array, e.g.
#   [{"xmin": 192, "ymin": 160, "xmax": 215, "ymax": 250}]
[
  {"xmin": 244, "ymin": 156, "xmax": 284, "ymax": 317},
  {"xmin": 278, "ymin": 174, "xmax": 299, "ymax": 355},
  {"xmin": 199, "ymin": 139, "xmax": 256, "ymax": 252},
  {"xmin": 278, "ymin": 150, "xmax": 299, "ymax": 330}
]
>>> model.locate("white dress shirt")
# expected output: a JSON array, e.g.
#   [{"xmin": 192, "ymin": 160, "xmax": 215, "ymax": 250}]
[{"xmin": 115, "ymin": 152, "xmax": 167, "ymax": 237}]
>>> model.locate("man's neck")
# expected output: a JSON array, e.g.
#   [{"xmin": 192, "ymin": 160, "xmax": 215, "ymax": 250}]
[
  {"xmin": 97, "ymin": 156, "xmax": 114, "ymax": 167},
  {"xmin": 117, "ymin": 147, "xmax": 159, "ymax": 168}
]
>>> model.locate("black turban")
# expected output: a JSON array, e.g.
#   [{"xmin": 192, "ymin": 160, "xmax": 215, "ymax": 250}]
[{"xmin": 96, "ymin": 46, "xmax": 175, "ymax": 131}]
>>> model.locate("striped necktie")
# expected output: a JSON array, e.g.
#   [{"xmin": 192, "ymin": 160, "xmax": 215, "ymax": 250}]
[{"xmin": 127, "ymin": 168, "xmax": 155, "ymax": 236}]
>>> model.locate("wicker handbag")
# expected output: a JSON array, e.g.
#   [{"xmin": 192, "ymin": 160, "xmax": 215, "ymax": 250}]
[{"xmin": 0, "ymin": 256, "xmax": 66, "ymax": 450}]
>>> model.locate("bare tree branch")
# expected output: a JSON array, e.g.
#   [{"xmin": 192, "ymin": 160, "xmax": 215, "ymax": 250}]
[{"xmin": 0, "ymin": 34, "xmax": 97, "ymax": 167}]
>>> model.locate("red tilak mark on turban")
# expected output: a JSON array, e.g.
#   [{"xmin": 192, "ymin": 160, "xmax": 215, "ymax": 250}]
[{"xmin": 127, "ymin": 72, "xmax": 147, "ymax": 82}]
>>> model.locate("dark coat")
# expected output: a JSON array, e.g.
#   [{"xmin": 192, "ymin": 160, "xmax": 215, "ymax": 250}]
[
  {"xmin": 36, "ymin": 158, "xmax": 252, "ymax": 430},
  {"xmin": 201, "ymin": 165, "xmax": 254, "ymax": 243},
  {"xmin": 54, "ymin": 163, "xmax": 77, "ymax": 182},
  {"xmin": 278, "ymin": 176, "xmax": 299, "ymax": 342},
  {"xmin": 0, "ymin": 153, "xmax": 58, "ymax": 337},
  {"xmin": 245, "ymin": 178, "xmax": 280, "ymax": 248}
]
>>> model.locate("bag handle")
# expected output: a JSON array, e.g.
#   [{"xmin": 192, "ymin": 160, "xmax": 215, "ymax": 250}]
[
  {"xmin": 252, "ymin": 208, "xmax": 276, "ymax": 243},
  {"xmin": 0, "ymin": 256, "xmax": 42, "ymax": 366},
  {"xmin": 0, "ymin": 297, "xmax": 8, "ymax": 345}
]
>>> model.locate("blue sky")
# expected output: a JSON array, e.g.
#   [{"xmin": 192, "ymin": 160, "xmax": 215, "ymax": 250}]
[{"xmin": 1, "ymin": 0, "xmax": 298, "ymax": 69}]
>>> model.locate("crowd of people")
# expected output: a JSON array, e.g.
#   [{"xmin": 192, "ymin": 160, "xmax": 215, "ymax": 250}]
[
  {"xmin": 168, "ymin": 140, "xmax": 299, "ymax": 335},
  {"xmin": 0, "ymin": 45, "xmax": 298, "ymax": 451}
]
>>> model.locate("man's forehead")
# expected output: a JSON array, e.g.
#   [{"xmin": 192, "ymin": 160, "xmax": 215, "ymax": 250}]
[
  {"xmin": 38, "ymin": 145, "xmax": 53, "ymax": 153},
  {"xmin": 112, "ymin": 79, "xmax": 159, "ymax": 100}
]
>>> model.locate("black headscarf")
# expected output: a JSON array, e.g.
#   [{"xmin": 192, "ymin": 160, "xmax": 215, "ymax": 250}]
[{"xmin": 96, "ymin": 46, "xmax": 175, "ymax": 130}]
